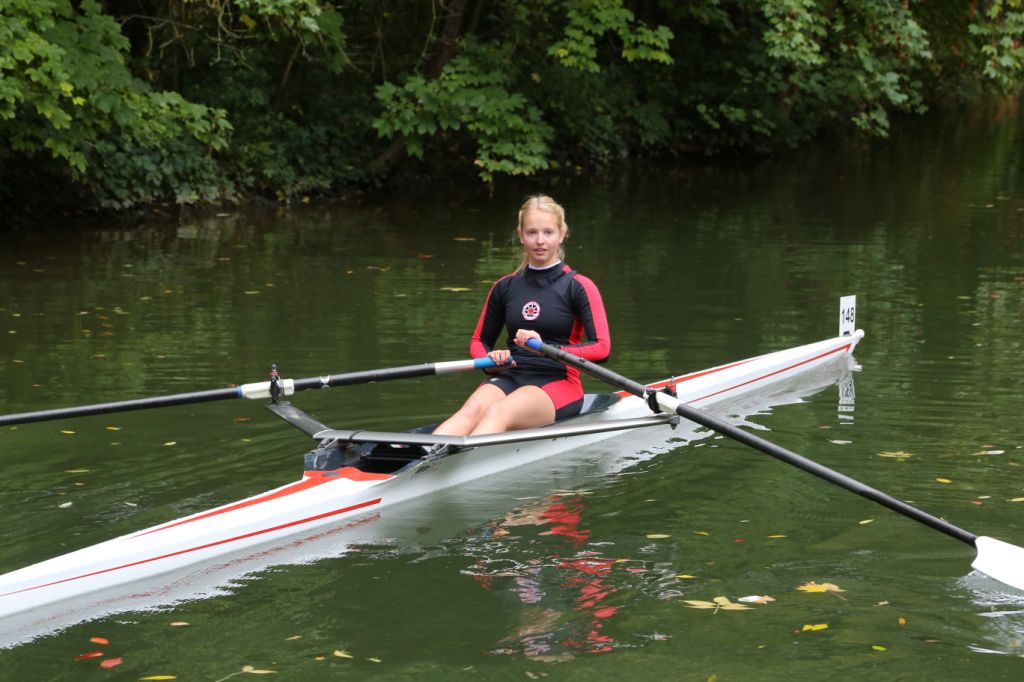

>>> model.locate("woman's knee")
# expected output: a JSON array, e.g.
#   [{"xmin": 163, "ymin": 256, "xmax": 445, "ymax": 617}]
[
  {"xmin": 476, "ymin": 401, "xmax": 511, "ymax": 430},
  {"xmin": 457, "ymin": 400, "xmax": 492, "ymax": 424}
]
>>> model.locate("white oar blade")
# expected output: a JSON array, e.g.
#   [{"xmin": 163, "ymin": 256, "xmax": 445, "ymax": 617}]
[{"xmin": 971, "ymin": 536, "xmax": 1024, "ymax": 592}]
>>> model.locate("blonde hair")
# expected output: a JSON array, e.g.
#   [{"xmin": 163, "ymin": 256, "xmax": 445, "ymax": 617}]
[{"xmin": 515, "ymin": 194, "xmax": 569, "ymax": 272}]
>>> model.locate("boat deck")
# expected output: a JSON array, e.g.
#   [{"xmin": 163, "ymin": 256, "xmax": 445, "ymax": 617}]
[{"xmin": 303, "ymin": 393, "xmax": 624, "ymax": 474}]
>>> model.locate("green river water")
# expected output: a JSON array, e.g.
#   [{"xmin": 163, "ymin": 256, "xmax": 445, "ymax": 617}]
[{"xmin": 1, "ymin": 105, "xmax": 1022, "ymax": 680}]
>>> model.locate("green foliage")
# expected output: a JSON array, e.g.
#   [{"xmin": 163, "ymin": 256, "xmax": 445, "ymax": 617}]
[
  {"xmin": 372, "ymin": 1, "xmax": 677, "ymax": 180},
  {"xmin": 2, "ymin": 0, "xmax": 1024, "ymax": 215},
  {"xmin": 0, "ymin": 0, "xmax": 233, "ymax": 208},
  {"xmin": 968, "ymin": 0, "xmax": 1024, "ymax": 91},
  {"xmin": 373, "ymin": 39, "xmax": 553, "ymax": 183},
  {"xmin": 548, "ymin": 0, "xmax": 673, "ymax": 71},
  {"xmin": 677, "ymin": 0, "xmax": 936, "ymax": 149}
]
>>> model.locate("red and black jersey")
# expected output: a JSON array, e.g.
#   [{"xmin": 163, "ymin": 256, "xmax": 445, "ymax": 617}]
[{"xmin": 469, "ymin": 263, "xmax": 611, "ymax": 378}]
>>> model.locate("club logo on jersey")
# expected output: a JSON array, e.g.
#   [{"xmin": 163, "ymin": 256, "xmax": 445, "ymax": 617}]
[{"xmin": 521, "ymin": 301, "xmax": 541, "ymax": 321}]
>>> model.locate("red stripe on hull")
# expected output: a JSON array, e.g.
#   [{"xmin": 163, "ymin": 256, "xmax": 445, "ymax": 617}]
[
  {"xmin": 688, "ymin": 343, "xmax": 852, "ymax": 404},
  {"xmin": 140, "ymin": 467, "xmax": 392, "ymax": 537},
  {"xmin": 1, "ymin": 497, "xmax": 383, "ymax": 599},
  {"xmin": 618, "ymin": 342, "xmax": 852, "ymax": 400}
]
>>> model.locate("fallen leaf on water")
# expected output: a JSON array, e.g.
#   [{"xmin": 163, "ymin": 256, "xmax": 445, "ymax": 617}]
[
  {"xmin": 440, "ymin": 287, "xmax": 470, "ymax": 292},
  {"xmin": 675, "ymin": 574, "xmax": 698, "ymax": 579},
  {"xmin": 797, "ymin": 581, "xmax": 846, "ymax": 594},
  {"xmin": 738, "ymin": 595, "xmax": 775, "ymax": 604},
  {"xmin": 59, "ymin": 502, "xmax": 73, "ymax": 508},
  {"xmin": 859, "ymin": 519, "xmax": 874, "ymax": 525},
  {"xmin": 898, "ymin": 617, "xmax": 907, "ymax": 625},
  {"xmin": 801, "ymin": 623, "xmax": 829, "ymax": 632},
  {"xmin": 694, "ymin": 531, "xmax": 710, "ymax": 536},
  {"xmin": 65, "ymin": 468, "xmax": 90, "ymax": 474},
  {"xmin": 878, "ymin": 450, "xmax": 913, "ymax": 460},
  {"xmin": 683, "ymin": 596, "xmax": 753, "ymax": 611},
  {"xmin": 100, "ymin": 658, "xmax": 123, "ymax": 669},
  {"xmin": 239, "ymin": 665, "xmax": 276, "ymax": 674},
  {"xmin": 367, "ymin": 657, "xmax": 382, "ymax": 663},
  {"xmin": 1009, "ymin": 498, "xmax": 1024, "ymax": 503},
  {"xmin": 89, "ymin": 637, "xmax": 109, "ymax": 645},
  {"xmin": 139, "ymin": 676, "xmax": 177, "ymax": 680},
  {"xmin": 169, "ymin": 621, "xmax": 190, "ymax": 627},
  {"xmin": 872, "ymin": 645, "xmax": 887, "ymax": 651},
  {"xmin": 105, "ymin": 426, "xmax": 121, "ymax": 432},
  {"xmin": 829, "ymin": 440, "xmax": 852, "ymax": 445},
  {"xmin": 333, "ymin": 650, "xmax": 353, "ymax": 659},
  {"xmin": 75, "ymin": 651, "xmax": 104, "ymax": 660},
  {"xmin": 285, "ymin": 635, "xmax": 302, "ymax": 641},
  {"xmin": 163, "ymin": 441, "xmax": 176, "ymax": 446},
  {"xmin": 767, "ymin": 534, "xmax": 787, "ymax": 539},
  {"xmin": 646, "ymin": 533, "xmax": 670, "ymax": 539},
  {"xmin": 61, "ymin": 430, "xmax": 76, "ymax": 435},
  {"xmin": 936, "ymin": 478, "xmax": 953, "ymax": 484}
]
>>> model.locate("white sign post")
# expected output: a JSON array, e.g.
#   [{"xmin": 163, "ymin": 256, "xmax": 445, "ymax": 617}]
[{"xmin": 839, "ymin": 295, "xmax": 856, "ymax": 337}]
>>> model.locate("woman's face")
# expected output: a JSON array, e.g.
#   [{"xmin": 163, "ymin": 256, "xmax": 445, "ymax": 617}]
[{"xmin": 519, "ymin": 209, "xmax": 564, "ymax": 268}]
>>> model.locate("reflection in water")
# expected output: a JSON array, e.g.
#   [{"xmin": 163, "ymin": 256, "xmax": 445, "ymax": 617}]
[
  {"xmin": 959, "ymin": 572, "xmax": 1024, "ymax": 656},
  {"xmin": 465, "ymin": 494, "xmax": 627, "ymax": 660}
]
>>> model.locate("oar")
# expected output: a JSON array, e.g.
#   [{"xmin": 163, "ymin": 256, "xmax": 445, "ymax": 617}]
[
  {"xmin": 0, "ymin": 357, "xmax": 503, "ymax": 427},
  {"xmin": 527, "ymin": 339, "xmax": 1024, "ymax": 592}
]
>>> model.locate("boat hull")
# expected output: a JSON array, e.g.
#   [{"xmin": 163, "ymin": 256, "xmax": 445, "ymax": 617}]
[{"xmin": 0, "ymin": 330, "xmax": 863, "ymax": 640}]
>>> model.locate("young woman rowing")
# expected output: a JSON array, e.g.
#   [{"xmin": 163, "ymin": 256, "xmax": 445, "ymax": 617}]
[{"xmin": 433, "ymin": 195, "xmax": 611, "ymax": 437}]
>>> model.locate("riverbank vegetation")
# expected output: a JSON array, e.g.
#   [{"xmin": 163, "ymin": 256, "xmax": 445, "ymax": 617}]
[{"xmin": 2, "ymin": 1, "xmax": 1023, "ymax": 216}]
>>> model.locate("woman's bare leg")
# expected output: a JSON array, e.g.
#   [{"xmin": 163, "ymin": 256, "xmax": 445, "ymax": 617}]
[
  {"xmin": 433, "ymin": 383, "xmax": 507, "ymax": 436},
  {"xmin": 470, "ymin": 386, "xmax": 555, "ymax": 435}
]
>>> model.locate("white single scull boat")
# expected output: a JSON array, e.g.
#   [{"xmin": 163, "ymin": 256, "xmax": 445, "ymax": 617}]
[{"xmin": 0, "ymin": 326, "xmax": 863, "ymax": 624}]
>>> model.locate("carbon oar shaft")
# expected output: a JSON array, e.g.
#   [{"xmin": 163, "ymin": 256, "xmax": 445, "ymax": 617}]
[
  {"xmin": 527, "ymin": 339, "xmax": 978, "ymax": 547},
  {"xmin": 0, "ymin": 357, "xmax": 499, "ymax": 427}
]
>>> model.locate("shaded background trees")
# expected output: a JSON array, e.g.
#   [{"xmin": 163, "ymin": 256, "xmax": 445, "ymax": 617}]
[{"xmin": 2, "ymin": 0, "xmax": 1023, "ymax": 215}]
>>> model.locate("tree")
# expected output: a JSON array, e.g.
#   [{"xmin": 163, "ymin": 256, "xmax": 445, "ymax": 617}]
[
  {"xmin": 0, "ymin": 0, "xmax": 232, "ymax": 210},
  {"xmin": 2, "ymin": 1, "xmax": 1023, "ymax": 215}
]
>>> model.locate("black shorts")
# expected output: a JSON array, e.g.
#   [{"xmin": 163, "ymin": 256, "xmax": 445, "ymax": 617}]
[{"xmin": 483, "ymin": 370, "xmax": 584, "ymax": 421}]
